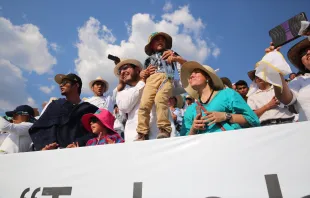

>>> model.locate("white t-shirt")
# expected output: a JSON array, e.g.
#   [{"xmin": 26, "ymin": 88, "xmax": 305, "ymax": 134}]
[
  {"xmin": 85, "ymin": 95, "xmax": 114, "ymax": 113},
  {"xmin": 0, "ymin": 117, "xmax": 33, "ymax": 154},
  {"xmin": 247, "ymin": 86, "xmax": 294, "ymax": 122},
  {"xmin": 288, "ymin": 73, "xmax": 310, "ymax": 121}
]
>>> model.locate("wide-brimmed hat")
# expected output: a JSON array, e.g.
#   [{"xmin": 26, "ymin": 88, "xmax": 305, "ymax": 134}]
[
  {"xmin": 144, "ymin": 32, "xmax": 173, "ymax": 56},
  {"xmin": 180, "ymin": 61, "xmax": 225, "ymax": 99},
  {"xmin": 170, "ymin": 95, "xmax": 184, "ymax": 109},
  {"xmin": 81, "ymin": 108, "xmax": 117, "ymax": 134},
  {"xmin": 247, "ymin": 70, "xmax": 256, "ymax": 81},
  {"xmin": 287, "ymin": 38, "xmax": 310, "ymax": 71},
  {"xmin": 114, "ymin": 59, "xmax": 143, "ymax": 77},
  {"xmin": 89, "ymin": 76, "xmax": 109, "ymax": 92}
]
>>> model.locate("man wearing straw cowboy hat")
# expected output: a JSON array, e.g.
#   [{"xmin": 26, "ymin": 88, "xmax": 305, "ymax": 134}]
[
  {"xmin": 85, "ymin": 76, "xmax": 114, "ymax": 113},
  {"xmin": 168, "ymin": 95, "xmax": 184, "ymax": 133},
  {"xmin": 114, "ymin": 58, "xmax": 177, "ymax": 141}
]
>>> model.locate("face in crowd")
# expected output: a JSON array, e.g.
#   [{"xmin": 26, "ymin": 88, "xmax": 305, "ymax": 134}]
[
  {"xmin": 301, "ymin": 47, "xmax": 310, "ymax": 70},
  {"xmin": 168, "ymin": 97, "xmax": 177, "ymax": 107},
  {"xmin": 151, "ymin": 35, "xmax": 166, "ymax": 52},
  {"xmin": 236, "ymin": 85, "xmax": 249, "ymax": 98},
  {"xmin": 12, "ymin": 113, "xmax": 29, "ymax": 124},
  {"xmin": 59, "ymin": 79, "xmax": 80, "ymax": 96},
  {"xmin": 92, "ymin": 81, "xmax": 106, "ymax": 96},
  {"xmin": 189, "ymin": 68, "xmax": 211, "ymax": 90},
  {"xmin": 118, "ymin": 64, "xmax": 141, "ymax": 85}
]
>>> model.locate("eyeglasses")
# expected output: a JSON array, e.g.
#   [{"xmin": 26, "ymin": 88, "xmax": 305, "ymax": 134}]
[
  {"xmin": 117, "ymin": 64, "xmax": 135, "ymax": 75},
  {"xmin": 89, "ymin": 117, "xmax": 99, "ymax": 124}
]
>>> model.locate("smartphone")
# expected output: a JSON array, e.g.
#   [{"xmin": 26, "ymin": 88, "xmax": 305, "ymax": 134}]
[{"xmin": 269, "ymin": 12, "xmax": 308, "ymax": 48}]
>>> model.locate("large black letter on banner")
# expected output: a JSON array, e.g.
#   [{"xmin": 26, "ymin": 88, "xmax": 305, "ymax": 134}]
[
  {"xmin": 265, "ymin": 174, "xmax": 283, "ymax": 198},
  {"xmin": 20, "ymin": 188, "xmax": 30, "ymax": 198},
  {"xmin": 41, "ymin": 187, "xmax": 72, "ymax": 198},
  {"xmin": 133, "ymin": 182, "xmax": 143, "ymax": 198},
  {"xmin": 31, "ymin": 187, "xmax": 41, "ymax": 198}
]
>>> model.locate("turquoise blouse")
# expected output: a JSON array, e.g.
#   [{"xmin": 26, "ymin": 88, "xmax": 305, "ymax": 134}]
[{"xmin": 180, "ymin": 88, "xmax": 260, "ymax": 136}]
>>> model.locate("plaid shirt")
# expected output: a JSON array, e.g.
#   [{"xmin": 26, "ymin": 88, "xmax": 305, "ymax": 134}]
[
  {"xmin": 86, "ymin": 133, "xmax": 124, "ymax": 146},
  {"xmin": 144, "ymin": 52, "xmax": 176, "ymax": 79}
]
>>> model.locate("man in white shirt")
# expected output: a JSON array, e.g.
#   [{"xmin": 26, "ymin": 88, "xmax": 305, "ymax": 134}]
[
  {"xmin": 0, "ymin": 105, "xmax": 35, "ymax": 154},
  {"xmin": 85, "ymin": 76, "xmax": 114, "ymax": 113},
  {"xmin": 114, "ymin": 59, "xmax": 177, "ymax": 142},
  {"xmin": 247, "ymin": 70, "xmax": 295, "ymax": 126}
]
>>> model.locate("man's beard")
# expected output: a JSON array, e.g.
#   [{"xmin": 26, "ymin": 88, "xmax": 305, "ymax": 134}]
[{"xmin": 124, "ymin": 73, "xmax": 139, "ymax": 85}]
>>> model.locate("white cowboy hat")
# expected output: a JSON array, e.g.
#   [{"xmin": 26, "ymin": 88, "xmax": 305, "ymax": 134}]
[
  {"xmin": 114, "ymin": 59, "xmax": 143, "ymax": 77},
  {"xmin": 181, "ymin": 61, "xmax": 224, "ymax": 99},
  {"xmin": 89, "ymin": 76, "xmax": 109, "ymax": 92}
]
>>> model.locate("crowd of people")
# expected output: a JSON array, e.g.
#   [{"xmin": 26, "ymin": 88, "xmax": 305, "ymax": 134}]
[{"xmin": 0, "ymin": 30, "xmax": 309, "ymax": 154}]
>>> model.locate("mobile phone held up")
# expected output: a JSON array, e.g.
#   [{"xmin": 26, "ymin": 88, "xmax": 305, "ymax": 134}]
[{"xmin": 269, "ymin": 12, "xmax": 308, "ymax": 48}]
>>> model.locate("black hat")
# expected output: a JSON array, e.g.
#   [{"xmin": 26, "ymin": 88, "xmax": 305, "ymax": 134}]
[
  {"xmin": 5, "ymin": 105, "xmax": 35, "ymax": 117},
  {"xmin": 54, "ymin": 73, "xmax": 82, "ymax": 88}
]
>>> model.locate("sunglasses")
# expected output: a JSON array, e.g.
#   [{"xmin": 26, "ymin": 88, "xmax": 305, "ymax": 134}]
[
  {"xmin": 60, "ymin": 79, "xmax": 74, "ymax": 86},
  {"xmin": 117, "ymin": 64, "xmax": 135, "ymax": 75},
  {"xmin": 89, "ymin": 117, "xmax": 99, "ymax": 124}
]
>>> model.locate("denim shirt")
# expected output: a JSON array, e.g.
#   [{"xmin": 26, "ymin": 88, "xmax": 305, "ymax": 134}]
[{"xmin": 144, "ymin": 52, "xmax": 175, "ymax": 79}]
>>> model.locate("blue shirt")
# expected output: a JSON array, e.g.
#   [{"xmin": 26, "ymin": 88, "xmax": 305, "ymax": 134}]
[{"xmin": 180, "ymin": 88, "xmax": 260, "ymax": 136}]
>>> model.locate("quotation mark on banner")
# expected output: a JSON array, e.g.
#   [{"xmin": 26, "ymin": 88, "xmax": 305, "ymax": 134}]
[{"xmin": 20, "ymin": 187, "xmax": 72, "ymax": 198}]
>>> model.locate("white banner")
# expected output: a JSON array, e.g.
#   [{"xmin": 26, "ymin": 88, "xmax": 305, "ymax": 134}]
[{"xmin": 1, "ymin": 122, "xmax": 310, "ymax": 198}]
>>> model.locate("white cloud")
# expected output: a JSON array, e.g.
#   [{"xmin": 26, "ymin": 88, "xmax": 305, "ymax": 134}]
[
  {"xmin": 0, "ymin": 17, "xmax": 56, "ymax": 113},
  {"xmin": 0, "ymin": 59, "xmax": 27, "ymax": 113},
  {"xmin": 39, "ymin": 85, "xmax": 55, "ymax": 94},
  {"xmin": 212, "ymin": 47, "xmax": 220, "ymax": 58},
  {"xmin": 75, "ymin": 6, "xmax": 220, "ymax": 94},
  {"xmin": 0, "ymin": 17, "xmax": 56, "ymax": 75},
  {"xmin": 163, "ymin": 1, "xmax": 173, "ymax": 12},
  {"xmin": 50, "ymin": 42, "xmax": 60, "ymax": 52}
]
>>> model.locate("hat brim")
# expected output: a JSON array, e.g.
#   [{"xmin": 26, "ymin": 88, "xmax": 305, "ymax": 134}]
[
  {"xmin": 114, "ymin": 59, "xmax": 143, "ymax": 77},
  {"xmin": 180, "ymin": 61, "xmax": 224, "ymax": 99},
  {"xmin": 287, "ymin": 38, "xmax": 310, "ymax": 71},
  {"xmin": 81, "ymin": 113, "xmax": 118, "ymax": 134},
  {"xmin": 5, "ymin": 111, "xmax": 16, "ymax": 117},
  {"xmin": 89, "ymin": 79, "xmax": 109, "ymax": 92},
  {"xmin": 145, "ymin": 32, "xmax": 173, "ymax": 56},
  {"xmin": 247, "ymin": 70, "xmax": 256, "ymax": 81},
  {"xmin": 54, "ymin": 74, "xmax": 69, "ymax": 84}
]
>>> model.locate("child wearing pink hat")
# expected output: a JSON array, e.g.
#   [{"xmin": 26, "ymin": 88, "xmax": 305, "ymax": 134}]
[{"xmin": 81, "ymin": 108, "xmax": 124, "ymax": 146}]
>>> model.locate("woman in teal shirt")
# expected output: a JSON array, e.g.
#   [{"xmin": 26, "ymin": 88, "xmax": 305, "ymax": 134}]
[{"xmin": 180, "ymin": 61, "xmax": 260, "ymax": 136}]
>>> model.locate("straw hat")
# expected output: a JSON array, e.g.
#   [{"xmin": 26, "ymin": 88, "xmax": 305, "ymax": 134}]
[
  {"xmin": 114, "ymin": 59, "xmax": 143, "ymax": 77},
  {"xmin": 180, "ymin": 61, "xmax": 225, "ymax": 99},
  {"xmin": 287, "ymin": 38, "xmax": 310, "ymax": 72},
  {"xmin": 89, "ymin": 76, "xmax": 109, "ymax": 92},
  {"xmin": 170, "ymin": 95, "xmax": 184, "ymax": 109},
  {"xmin": 247, "ymin": 70, "xmax": 256, "ymax": 81},
  {"xmin": 144, "ymin": 32, "xmax": 172, "ymax": 56}
]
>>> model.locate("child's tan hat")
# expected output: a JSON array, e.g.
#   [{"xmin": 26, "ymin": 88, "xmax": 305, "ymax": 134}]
[{"xmin": 144, "ymin": 32, "xmax": 172, "ymax": 56}]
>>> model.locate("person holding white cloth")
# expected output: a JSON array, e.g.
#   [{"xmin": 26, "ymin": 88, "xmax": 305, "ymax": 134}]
[{"xmin": 265, "ymin": 39, "xmax": 310, "ymax": 121}]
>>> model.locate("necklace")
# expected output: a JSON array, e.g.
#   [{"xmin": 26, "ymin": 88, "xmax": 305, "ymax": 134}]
[{"xmin": 201, "ymin": 89, "xmax": 215, "ymax": 104}]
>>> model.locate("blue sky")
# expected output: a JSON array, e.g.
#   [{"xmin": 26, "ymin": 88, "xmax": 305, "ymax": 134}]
[{"xmin": 0, "ymin": 0, "xmax": 309, "ymax": 114}]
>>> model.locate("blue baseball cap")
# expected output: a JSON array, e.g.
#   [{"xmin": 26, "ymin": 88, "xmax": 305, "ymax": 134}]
[{"xmin": 5, "ymin": 105, "xmax": 35, "ymax": 117}]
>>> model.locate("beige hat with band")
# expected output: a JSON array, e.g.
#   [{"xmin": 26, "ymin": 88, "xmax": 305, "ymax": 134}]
[
  {"xmin": 144, "ymin": 32, "xmax": 172, "ymax": 56},
  {"xmin": 114, "ymin": 59, "xmax": 143, "ymax": 77},
  {"xmin": 180, "ymin": 61, "xmax": 224, "ymax": 99},
  {"xmin": 89, "ymin": 76, "xmax": 109, "ymax": 93}
]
